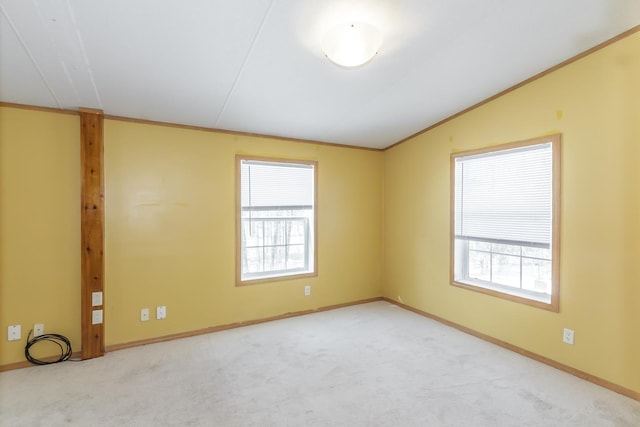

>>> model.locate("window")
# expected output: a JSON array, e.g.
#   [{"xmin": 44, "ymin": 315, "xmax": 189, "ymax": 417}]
[
  {"xmin": 236, "ymin": 156, "xmax": 317, "ymax": 284},
  {"xmin": 451, "ymin": 135, "xmax": 560, "ymax": 311}
]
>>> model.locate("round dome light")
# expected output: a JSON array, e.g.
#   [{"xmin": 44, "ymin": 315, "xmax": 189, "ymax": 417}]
[{"xmin": 322, "ymin": 22, "xmax": 383, "ymax": 68}]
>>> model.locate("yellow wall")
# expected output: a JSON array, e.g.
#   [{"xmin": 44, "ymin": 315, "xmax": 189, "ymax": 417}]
[
  {"xmin": 0, "ymin": 111, "xmax": 383, "ymax": 363},
  {"xmin": 384, "ymin": 31, "xmax": 640, "ymax": 392},
  {"xmin": 0, "ymin": 108, "xmax": 81, "ymax": 365},
  {"xmin": 103, "ymin": 120, "xmax": 384, "ymax": 346}
]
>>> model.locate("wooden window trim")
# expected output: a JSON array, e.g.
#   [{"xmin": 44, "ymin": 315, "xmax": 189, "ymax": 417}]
[
  {"xmin": 235, "ymin": 155, "xmax": 318, "ymax": 286},
  {"xmin": 449, "ymin": 134, "xmax": 561, "ymax": 312}
]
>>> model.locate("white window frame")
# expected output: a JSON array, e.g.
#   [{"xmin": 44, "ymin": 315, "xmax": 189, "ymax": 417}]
[
  {"xmin": 236, "ymin": 156, "xmax": 318, "ymax": 285},
  {"xmin": 450, "ymin": 135, "xmax": 561, "ymax": 311}
]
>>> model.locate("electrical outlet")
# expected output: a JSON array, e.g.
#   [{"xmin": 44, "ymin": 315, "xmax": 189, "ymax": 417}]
[
  {"xmin": 92, "ymin": 309, "xmax": 103, "ymax": 325},
  {"xmin": 563, "ymin": 328, "xmax": 574, "ymax": 345},
  {"xmin": 7, "ymin": 325, "xmax": 21, "ymax": 341},
  {"xmin": 34, "ymin": 323, "xmax": 44, "ymax": 337},
  {"xmin": 141, "ymin": 308, "xmax": 149, "ymax": 322},
  {"xmin": 304, "ymin": 285, "xmax": 311, "ymax": 296},
  {"xmin": 156, "ymin": 306, "xmax": 166, "ymax": 320}
]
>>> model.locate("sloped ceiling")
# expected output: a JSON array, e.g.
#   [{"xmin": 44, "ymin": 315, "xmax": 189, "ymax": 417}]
[{"xmin": 1, "ymin": 0, "xmax": 639, "ymax": 149}]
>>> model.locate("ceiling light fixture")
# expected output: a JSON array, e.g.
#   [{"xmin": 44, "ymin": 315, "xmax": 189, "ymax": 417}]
[{"xmin": 322, "ymin": 22, "xmax": 383, "ymax": 68}]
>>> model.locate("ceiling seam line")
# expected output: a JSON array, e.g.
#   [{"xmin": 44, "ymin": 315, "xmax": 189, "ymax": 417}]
[
  {"xmin": 214, "ymin": 0, "xmax": 276, "ymax": 127},
  {"xmin": 0, "ymin": 2, "xmax": 63, "ymax": 109},
  {"xmin": 65, "ymin": 0, "xmax": 104, "ymax": 110},
  {"xmin": 32, "ymin": 1, "xmax": 82, "ymax": 107}
]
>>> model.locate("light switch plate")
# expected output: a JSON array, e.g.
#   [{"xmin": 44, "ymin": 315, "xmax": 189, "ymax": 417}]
[{"xmin": 92, "ymin": 291, "xmax": 103, "ymax": 307}]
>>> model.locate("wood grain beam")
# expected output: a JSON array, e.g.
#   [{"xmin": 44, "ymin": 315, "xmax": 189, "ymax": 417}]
[{"xmin": 80, "ymin": 107, "xmax": 105, "ymax": 359}]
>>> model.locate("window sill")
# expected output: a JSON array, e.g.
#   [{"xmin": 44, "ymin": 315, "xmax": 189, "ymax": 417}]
[
  {"xmin": 451, "ymin": 279, "xmax": 558, "ymax": 312},
  {"xmin": 237, "ymin": 270, "xmax": 317, "ymax": 286}
]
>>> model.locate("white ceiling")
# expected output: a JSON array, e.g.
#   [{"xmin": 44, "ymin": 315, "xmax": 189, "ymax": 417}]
[{"xmin": 1, "ymin": 1, "xmax": 639, "ymax": 149}]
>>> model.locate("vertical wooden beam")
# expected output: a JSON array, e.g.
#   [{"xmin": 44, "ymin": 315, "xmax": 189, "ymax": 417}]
[{"xmin": 80, "ymin": 108, "xmax": 105, "ymax": 359}]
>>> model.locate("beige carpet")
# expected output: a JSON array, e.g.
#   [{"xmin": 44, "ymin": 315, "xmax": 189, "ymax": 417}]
[{"xmin": 1, "ymin": 301, "xmax": 639, "ymax": 426}]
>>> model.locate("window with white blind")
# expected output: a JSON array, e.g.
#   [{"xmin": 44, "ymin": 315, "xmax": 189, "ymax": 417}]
[
  {"xmin": 451, "ymin": 135, "xmax": 560, "ymax": 311},
  {"xmin": 237, "ymin": 157, "xmax": 317, "ymax": 284}
]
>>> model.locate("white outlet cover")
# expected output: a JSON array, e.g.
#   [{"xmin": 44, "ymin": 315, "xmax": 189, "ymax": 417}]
[
  {"xmin": 8, "ymin": 325, "xmax": 21, "ymax": 341},
  {"xmin": 34, "ymin": 323, "xmax": 44, "ymax": 337},
  {"xmin": 563, "ymin": 328, "xmax": 575, "ymax": 345},
  {"xmin": 92, "ymin": 309, "xmax": 103, "ymax": 325},
  {"xmin": 156, "ymin": 306, "xmax": 166, "ymax": 320},
  {"xmin": 141, "ymin": 308, "xmax": 150, "ymax": 321}
]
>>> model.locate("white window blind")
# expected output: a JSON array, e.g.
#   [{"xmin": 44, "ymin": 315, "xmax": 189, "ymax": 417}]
[
  {"xmin": 241, "ymin": 161, "xmax": 314, "ymax": 210},
  {"xmin": 454, "ymin": 143, "xmax": 552, "ymax": 247},
  {"xmin": 238, "ymin": 158, "xmax": 316, "ymax": 283}
]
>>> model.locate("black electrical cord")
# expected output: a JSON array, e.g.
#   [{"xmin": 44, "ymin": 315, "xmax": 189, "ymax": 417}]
[{"xmin": 24, "ymin": 330, "xmax": 73, "ymax": 365}]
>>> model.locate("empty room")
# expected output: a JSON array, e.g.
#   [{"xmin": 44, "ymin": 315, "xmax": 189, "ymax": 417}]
[{"xmin": 1, "ymin": 1, "xmax": 640, "ymax": 425}]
